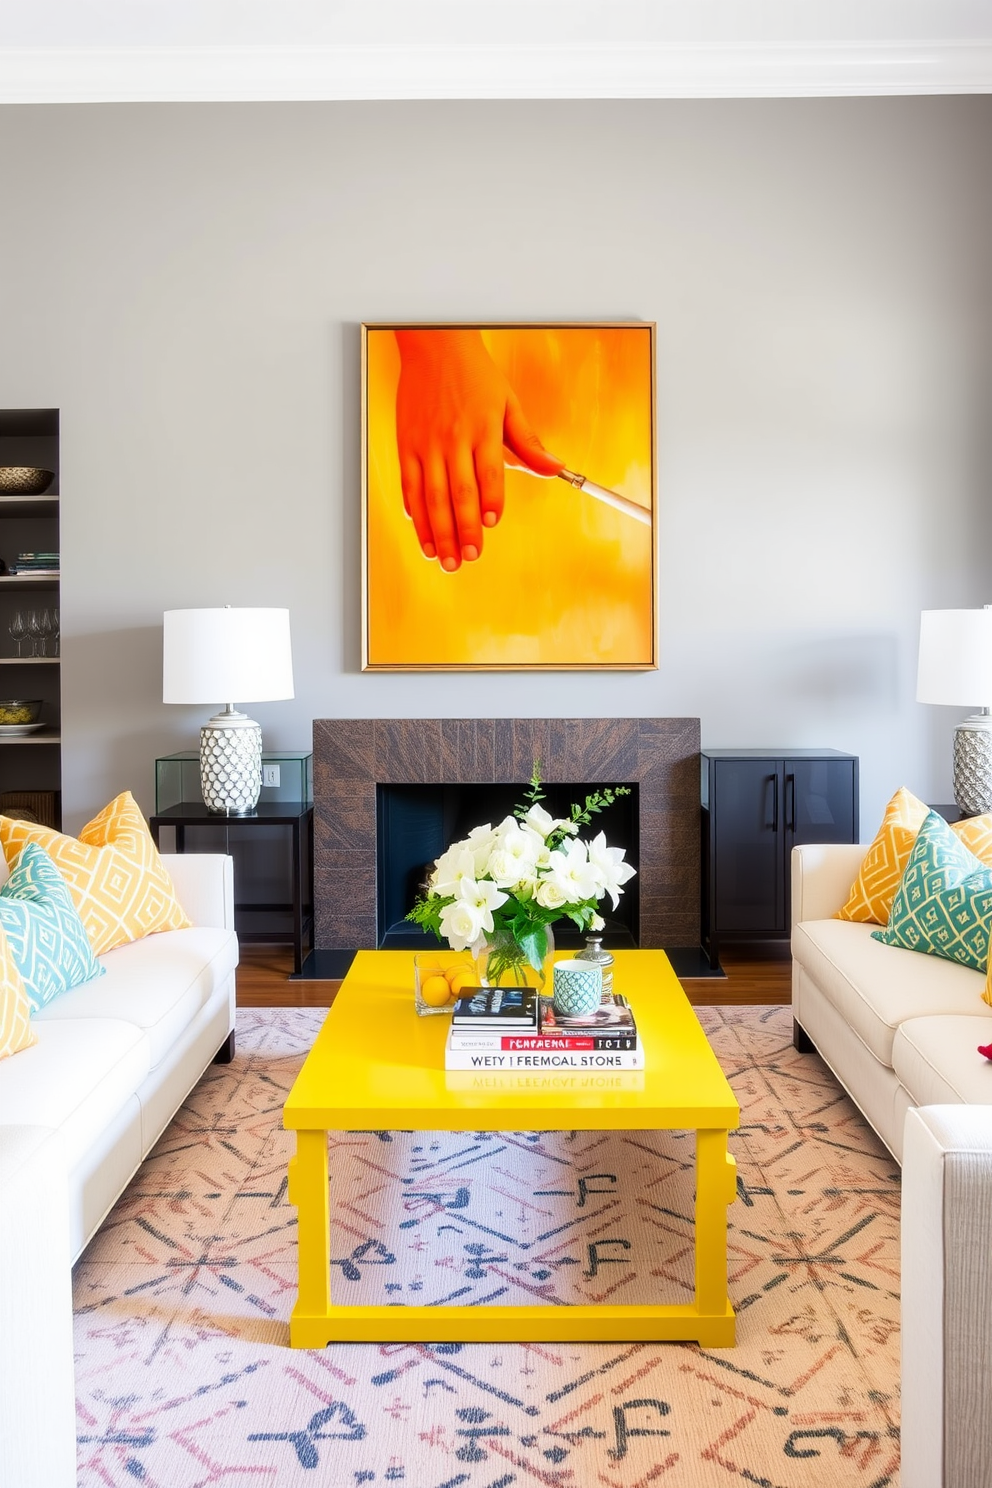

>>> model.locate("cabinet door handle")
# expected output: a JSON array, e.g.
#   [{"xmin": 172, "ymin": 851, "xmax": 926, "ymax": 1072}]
[
  {"xmin": 786, "ymin": 773, "xmax": 796, "ymax": 833},
  {"xmin": 766, "ymin": 774, "xmax": 778, "ymax": 831}
]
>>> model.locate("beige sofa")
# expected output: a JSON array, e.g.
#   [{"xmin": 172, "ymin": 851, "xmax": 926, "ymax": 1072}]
[
  {"xmin": 791, "ymin": 842, "xmax": 992, "ymax": 1488},
  {"xmin": 0, "ymin": 852, "xmax": 238, "ymax": 1488}
]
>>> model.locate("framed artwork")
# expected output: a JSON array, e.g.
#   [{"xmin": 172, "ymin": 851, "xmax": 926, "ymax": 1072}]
[{"xmin": 361, "ymin": 321, "xmax": 656, "ymax": 671}]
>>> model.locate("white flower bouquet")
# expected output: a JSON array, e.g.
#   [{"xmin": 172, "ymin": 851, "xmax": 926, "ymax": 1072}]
[{"xmin": 406, "ymin": 768, "xmax": 636, "ymax": 986}]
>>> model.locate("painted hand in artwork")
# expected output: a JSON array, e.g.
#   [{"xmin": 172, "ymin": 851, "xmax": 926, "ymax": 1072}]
[{"xmin": 394, "ymin": 328, "xmax": 564, "ymax": 571}]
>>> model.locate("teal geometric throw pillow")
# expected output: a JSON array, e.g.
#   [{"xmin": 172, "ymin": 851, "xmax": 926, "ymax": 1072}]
[
  {"xmin": 872, "ymin": 809, "xmax": 992, "ymax": 971},
  {"xmin": 0, "ymin": 841, "xmax": 105, "ymax": 1011}
]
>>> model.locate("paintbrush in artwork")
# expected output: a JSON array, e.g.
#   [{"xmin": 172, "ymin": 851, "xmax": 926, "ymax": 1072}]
[{"xmin": 507, "ymin": 462, "xmax": 652, "ymax": 527}]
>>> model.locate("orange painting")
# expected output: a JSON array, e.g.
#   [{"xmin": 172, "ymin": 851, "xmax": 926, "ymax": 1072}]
[{"xmin": 362, "ymin": 322, "xmax": 656, "ymax": 670}]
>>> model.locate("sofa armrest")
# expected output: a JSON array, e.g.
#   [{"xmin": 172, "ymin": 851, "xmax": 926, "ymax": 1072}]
[
  {"xmin": 0, "ymin": 1126, "xmax": 77, "ymax": 1488},
  {"xmin": 790, "ymin": 842, "xmax": 867, "ymax": 928},
  {"xmin": 162, "ymin": 853, "xmax": 235, "ymax": 930},
  {"xmin": 901, "ymin": 1105, "xmax": 992, "ymax": 1488}
]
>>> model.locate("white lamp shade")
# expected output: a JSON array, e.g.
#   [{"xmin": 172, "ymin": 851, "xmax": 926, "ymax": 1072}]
[
  {"xmin": 163, "ymin": 608, "xmax": 294, "ymax": 705},
  {"xmin": 917, "ymin": 608, "xmax": 992, "ymax": 707}
]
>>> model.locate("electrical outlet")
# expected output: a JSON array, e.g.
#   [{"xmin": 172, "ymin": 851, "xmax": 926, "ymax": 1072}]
[{"xmin": 262, "ymin": 764, "xmax": 281, "ymax": 788}]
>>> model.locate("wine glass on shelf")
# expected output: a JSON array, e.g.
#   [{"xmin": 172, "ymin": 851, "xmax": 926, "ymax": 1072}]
[
  {"xmin": 24, "ymin": 609, "xmax": 41, "ymax": 658},
  {"xmin": 51, "ymin": 607, "xmax": 60, "ymax": 658},
  {"xmin": 37, "ymin": 610, "xmax": 52, "ymax": 657},
  {"xmin": 8, "ymin": 610, "xmax": 26, "ymax": 658}
]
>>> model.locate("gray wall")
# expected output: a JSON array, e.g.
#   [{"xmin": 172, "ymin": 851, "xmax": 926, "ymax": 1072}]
[{"xmin": 1, "ymin": 98, "xmax": 990, "ymax": 833}]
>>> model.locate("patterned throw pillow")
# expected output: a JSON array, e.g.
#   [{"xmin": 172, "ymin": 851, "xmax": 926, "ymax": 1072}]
[
  {"xmin": 0, "ymin": 920, "xmax": 36, "ymax": 1060},
  {"xmin": 956, "ymin": 811, "xmax": 992, "ymax": 863},
  {"xmin": 837, "ymin": 787, "xmax": 992, "ymax": 925},
  {"xmin": 0, "ymin": 791, "xmax": 191, "ymax": 956},
  {"xmin": 836, "ymin": 787, "xmax": 931, "ymax": 924},
  {"xmin": 0, "ymin": 841, "xmax": 105, "ymax": 1011},
  {"xmin": 871, "ymin": 812, "xmax": 992, "ymax": 971}
]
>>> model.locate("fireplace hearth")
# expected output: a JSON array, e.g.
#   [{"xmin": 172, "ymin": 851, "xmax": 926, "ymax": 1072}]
[{"xmin": 308, "ymin": 718, "xmax": 701, "ymax": 977}]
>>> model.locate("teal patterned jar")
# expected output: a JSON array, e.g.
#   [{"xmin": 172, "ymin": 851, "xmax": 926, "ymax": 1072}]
[{"xmin": 552, "ymin": 959, "xmax": 603, "ymax": 1018}]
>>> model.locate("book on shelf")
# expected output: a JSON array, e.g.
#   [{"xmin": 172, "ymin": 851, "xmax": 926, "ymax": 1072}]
[{"xmin": 449, "ymin": 986, "xmax": 539, "ymax": 1031}]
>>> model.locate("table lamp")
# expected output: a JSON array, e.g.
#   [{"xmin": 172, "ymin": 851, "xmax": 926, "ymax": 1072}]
[
  {"xmin": 162, "ymin": 607, "xmax": 294, "ymax": 815},
  {"xmin": 917, "ymin": 606, "xmax": 992, "ymax": 815}
]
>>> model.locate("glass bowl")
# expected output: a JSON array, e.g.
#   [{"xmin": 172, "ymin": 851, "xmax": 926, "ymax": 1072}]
[{"xmin": 413, "ymin": 950, "xmax": 475, "ymax": 1016}]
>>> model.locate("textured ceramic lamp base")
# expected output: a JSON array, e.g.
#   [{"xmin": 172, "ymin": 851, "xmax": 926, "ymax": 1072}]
[
  {"xmin": 200, "ymin": 717, "xmax": 262, "ymax": 815},
  {"xmin": 953, "ymin": 720, "xmax": 992, "ymax": 816}
]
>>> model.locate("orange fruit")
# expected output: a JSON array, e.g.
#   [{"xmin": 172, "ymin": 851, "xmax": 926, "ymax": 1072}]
[
  {"xmin": 420, "ymin": 974, "xmax": 452, "ymax": 1007},
  {"xmin": 447, "ymin": 969, "xmax": 474, "ymax": 999}
]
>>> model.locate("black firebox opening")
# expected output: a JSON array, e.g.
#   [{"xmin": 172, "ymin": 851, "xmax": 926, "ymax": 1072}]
[{"xmin": 376, "ymin": 782, "xmax": 640, "ymax": 951}]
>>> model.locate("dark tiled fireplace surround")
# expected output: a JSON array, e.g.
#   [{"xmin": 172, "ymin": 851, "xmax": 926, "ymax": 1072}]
[{"xmin": 312, "ymin": 718, "xmax": 700, "ymax": 969}]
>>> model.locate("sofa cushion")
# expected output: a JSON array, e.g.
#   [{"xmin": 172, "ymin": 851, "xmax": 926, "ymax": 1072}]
[
  {"xmin": 0, "ymin": 842, "xmax": 105, "ymax": 1010},
  {"xmin": 0, "ymin": 791, "xmax": 191, "ymax": 957},
  {"xmin": 0, "ymin": 1018, "xmax": 149, "ymax": 1172},
  {"xmin": 837, "ymin": 786, "xmax": 992, "ymax": 926},
  {"xmin": 792, "ymin": 917, "xmax": 986, "ymax": 1066},
  {"xmin": 892, "ymin": 1015, "xmax": 992, "ymax": 1105},
  {"xmin": 34, "ymin": 926, "xmax": 238, "ymax": 1070},
  {"xmin": 871, "ymin": 811, "xmax": 992, "ymax": 972},
  {"xmin": 0, "ymin": 922, "xmax": 35, "ymax": 1061}
]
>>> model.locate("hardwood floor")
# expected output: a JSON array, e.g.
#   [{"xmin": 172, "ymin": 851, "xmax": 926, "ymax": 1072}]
[{"xmin": 235, "ymin": 943, "xmax": 793, "ymax": 1007}]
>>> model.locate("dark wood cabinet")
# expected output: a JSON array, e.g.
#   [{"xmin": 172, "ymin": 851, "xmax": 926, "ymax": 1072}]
[{"xmin": 701, "ymin": 749, "xmax": 859, "ymax": 968}]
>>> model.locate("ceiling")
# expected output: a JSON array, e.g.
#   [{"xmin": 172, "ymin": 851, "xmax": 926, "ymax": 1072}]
[{"xmin": 1, "ymin": 0, "xmax": 991, "ymax": 103}]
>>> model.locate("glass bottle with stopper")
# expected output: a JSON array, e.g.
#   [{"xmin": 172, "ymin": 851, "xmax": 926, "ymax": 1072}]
[{"xmin": 575, "ymin": 934, "xmax": 614, "ymax": 997}]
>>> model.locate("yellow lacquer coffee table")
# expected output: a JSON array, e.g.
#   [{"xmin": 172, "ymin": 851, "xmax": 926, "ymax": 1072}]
[{"xmin": 283, "ymin": 948, "xmax": 739, "ymax": 1347}]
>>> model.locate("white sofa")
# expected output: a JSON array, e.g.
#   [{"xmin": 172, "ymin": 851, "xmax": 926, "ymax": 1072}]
[
  {"xmin": 0, "ymin": 852, "xmax": 238, "ymax": 1488},
  {"xmin": 791, "ymin": 842, "xmax": 992, "ymax": 1488}
]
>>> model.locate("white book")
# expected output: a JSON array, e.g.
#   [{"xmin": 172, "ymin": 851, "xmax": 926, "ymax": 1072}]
[{"xmin": 444, "ymin": 1047, "xmax": 645, "ymax": 1072}]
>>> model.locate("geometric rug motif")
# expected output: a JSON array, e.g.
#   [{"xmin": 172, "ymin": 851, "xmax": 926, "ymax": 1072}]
[{"xmin": 73, "ymin": 1005, "xmax": 901, "ymax": 1487}]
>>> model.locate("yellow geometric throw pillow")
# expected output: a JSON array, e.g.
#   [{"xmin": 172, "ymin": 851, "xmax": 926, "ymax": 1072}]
[
  {"xmin": 0, "ymin": 921, "xmax": 36, "ymax": 1061},
  {"xmin": 836, "ymin": 787, "xmax": 931, "ymax": 924},
  {"xmin": 837, "ymin": 786, "xmax": 992, "ymax": 927},
  {"xmin": 956, "ymin": 812, "xmax": 992, "ymax": 865},
  {"xmin": 0, "ymin": 791, "xmax": 191, "ymax": 956}
]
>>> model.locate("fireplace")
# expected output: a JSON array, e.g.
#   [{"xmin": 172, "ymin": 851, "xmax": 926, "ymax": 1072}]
[
  {"xmin": 375, "ymin": 779, "xmax": 641, "ymax": 949},
  {"xmin": 310, "ymin": 718, "xmax": 700, "ymax": 974}
]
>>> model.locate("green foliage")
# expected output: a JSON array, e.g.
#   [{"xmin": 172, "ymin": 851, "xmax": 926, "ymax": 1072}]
[
  {"xmin": 405, "ymin": 896, "xmax": 446, "ymax": 942},
  {"xmin": 512, "ymin": 761, "xmax": 631, "ymax": 845},
  {"xmin": 567, "ymin": 785, "xmax": 632, "ymax": 830},
  {"xmin": 513, "ymin": 760, "xmax": 546, "ymax": 821}
]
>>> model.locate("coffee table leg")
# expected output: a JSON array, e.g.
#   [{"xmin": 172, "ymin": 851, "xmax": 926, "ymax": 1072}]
[
  {"xmin": 288, "ymin": 1128, "xmax": 331, "ymax": 1347},
  {"xmin": 694, "ymin": 1127, "xmax": 737, "ymax": 1346}
]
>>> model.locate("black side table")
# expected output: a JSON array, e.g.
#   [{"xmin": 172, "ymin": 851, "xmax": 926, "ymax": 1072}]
[{"xmin": 150, "ymin": 801, "xmax": 314, "ymax": 974}]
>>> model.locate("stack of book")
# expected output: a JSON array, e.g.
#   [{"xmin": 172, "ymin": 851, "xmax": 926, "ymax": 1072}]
[
  {"xmin": 444, "ymin": 985, "xmax": 643, "ymax": 1070},
  {"xmin": 9, "ymin": 552, "xmax": 59, "ymax": 576}
]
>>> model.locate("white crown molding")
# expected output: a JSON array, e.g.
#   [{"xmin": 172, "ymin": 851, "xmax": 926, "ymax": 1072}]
[{"xmin": 1, "ymin": 40, "xmax": 991, "ymax": 104}]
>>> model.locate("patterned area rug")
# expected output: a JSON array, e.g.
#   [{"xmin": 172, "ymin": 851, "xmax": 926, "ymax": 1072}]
[{"xmin": 73, "ymin": 1006, "xmax": 901, "ymax": 1487}]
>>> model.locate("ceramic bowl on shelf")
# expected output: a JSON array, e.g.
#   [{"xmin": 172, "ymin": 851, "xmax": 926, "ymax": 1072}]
[
  {"xmin": 0, "ymin": 700, "xmax": 42, "ymax": 725},
  {"xmin": 0, "ymin": 467, "xmax": 55, "ymax": 495}
]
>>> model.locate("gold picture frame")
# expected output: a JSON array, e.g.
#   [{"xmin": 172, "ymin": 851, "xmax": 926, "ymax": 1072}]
[{"xmin": 361, "ymin": 321, "xmax": 657, "ymax": 671}]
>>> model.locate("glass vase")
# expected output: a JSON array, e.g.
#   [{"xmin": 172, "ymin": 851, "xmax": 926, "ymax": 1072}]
[{"xmin": 474, "ymin": 922, "xmax": 555, "ymax": 991}]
